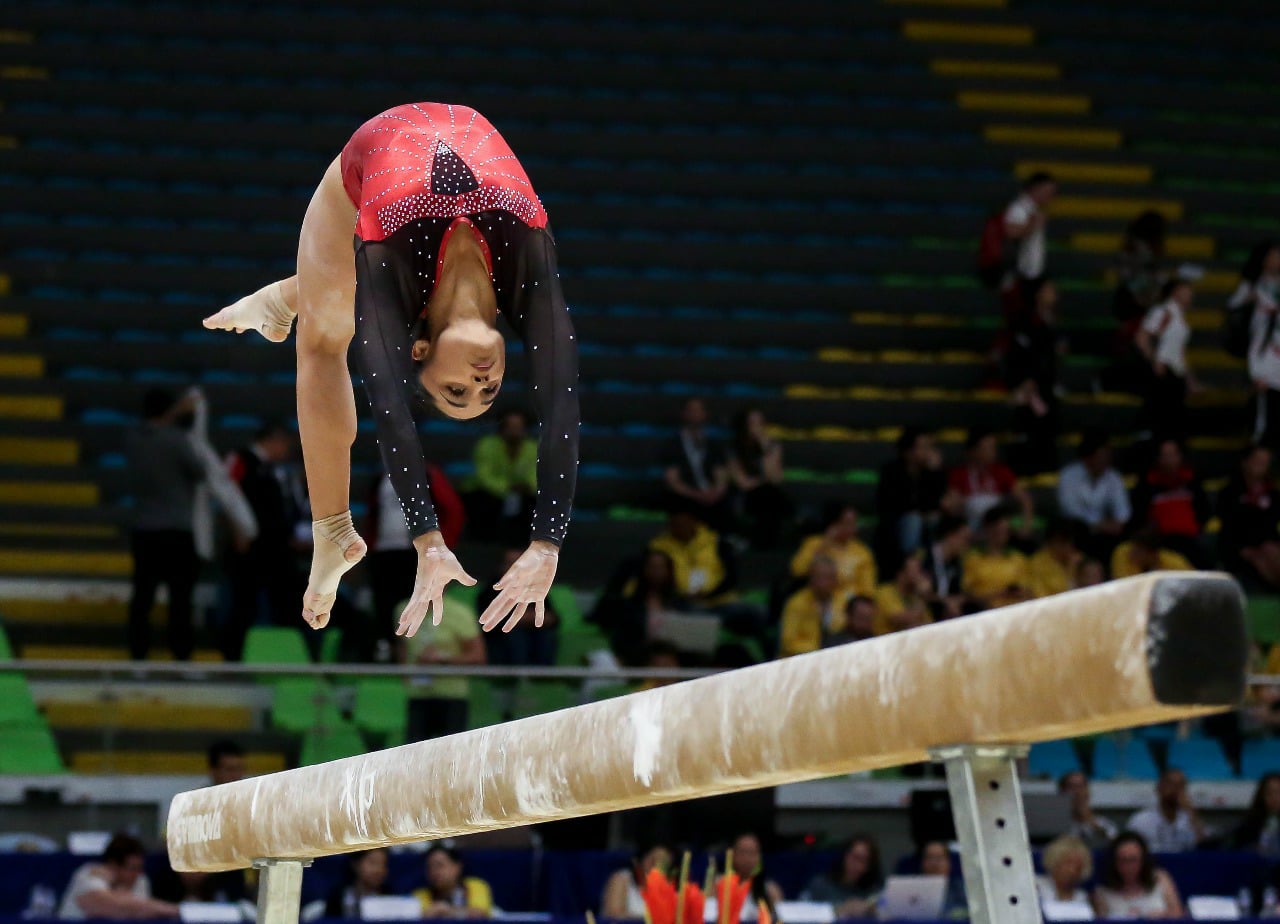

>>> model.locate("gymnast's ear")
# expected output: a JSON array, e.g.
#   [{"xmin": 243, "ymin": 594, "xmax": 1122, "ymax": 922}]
[{"xmin": 411, "ymin": 339, "xmax": 430, "ymax": 362}]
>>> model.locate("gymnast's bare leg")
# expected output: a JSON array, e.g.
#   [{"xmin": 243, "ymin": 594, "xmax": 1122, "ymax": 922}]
[{"xmin": 205, "ymin": 157, "xmax": 366, "ymax": 629}]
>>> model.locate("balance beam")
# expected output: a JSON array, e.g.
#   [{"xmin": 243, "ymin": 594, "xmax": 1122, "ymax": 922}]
[{"xmin": 168, "ymin": 572, "xmax": 1245, "ymax": 873}]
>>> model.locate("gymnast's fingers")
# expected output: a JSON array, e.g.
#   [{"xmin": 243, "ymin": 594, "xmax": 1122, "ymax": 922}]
[
  {"xmin": 479, "ymin": 590, "xmax": 517, "ymax": 632},
  {"xmin": 397, "ymin": 592, "xmax": 430, "ymax": 638},
  {"xmin": 534, "ymin": 599, "xmax": 545, "ymax": 629},
  {"xmin": 430, "ymin": 592, "xmax": 445, "ymax": 628}
]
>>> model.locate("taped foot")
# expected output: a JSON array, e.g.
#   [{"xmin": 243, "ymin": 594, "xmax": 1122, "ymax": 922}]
[
  {"xmin": 302, "ymin": 511, "xmax": 367, "ymax": 629},
  {"xmin": 203, "ymin": 280, "xmax": 296, "ymax": 343}
]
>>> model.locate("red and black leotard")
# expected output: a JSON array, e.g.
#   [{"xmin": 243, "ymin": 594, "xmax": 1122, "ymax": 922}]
[{"xmin": 339, "ymin": 102, "xmax": 579, "ymax": 547}]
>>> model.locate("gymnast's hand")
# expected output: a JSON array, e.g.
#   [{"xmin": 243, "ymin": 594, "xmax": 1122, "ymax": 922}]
[
  {"xmin": 479, "ymin": 541, "xmax": 560, "ymax": 634},
  {"xmin": 396, "ymin": 532, "xmax": 478, "ymax": 638}
]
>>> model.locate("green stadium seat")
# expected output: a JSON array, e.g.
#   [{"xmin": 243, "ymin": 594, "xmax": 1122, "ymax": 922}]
[
  {"xmin": 0, "ymin": 622, "xmax": 14, "ymax": 661},
  {"xmin": 467, "ymin": 678, "xmax": 505, "ymax": 730},
  {"xmin": 547, "ymin": 586, "xmax": 584, "ymax": 630},
  {"xmin": 0, "ymin": 674, "xmax": 40, "ymax": 725},
  {"xmin": 556, "ymin": 626, "xmax": 610, "ymax": 667},
  {"xmin": 242, "ymin": 626, "xmax": 312, "ymax": 666},
  {"xmin": 299, "ymin": 722, "xmax": 367, "ymax": 766},
  {"xmin": 270, "ymin": 678, "xmax": 344, "ymax": 734},
  {"xmin": 588, "ymin": 682, "xmax": 638, "ymax": 702},
  {"xmin": 353, "ymin": 678, "xmax": 408, "ymax": 740},
  {"xmin": 0, "ymin": 722, "xmax": 66, "ymax": 774},
  {"xmin": 318, "ymin": 629, "xmax": 344, "ymax": 665},
  {"xmin": 1247, "ymin": 596, "xmax": 1280, "ymax": 645},
  {"xmin": 512, "ymin": 680, "xmax": 577, "ymax": 719}
]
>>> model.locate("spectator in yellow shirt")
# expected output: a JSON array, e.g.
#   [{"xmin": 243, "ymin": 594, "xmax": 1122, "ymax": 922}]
[
  {"xmin": 1075, "ymin": 557, "xmax": 1106, "ymax": 589},
  {"xmin": 830, "ymin": 595, "xmax": 877, "ymax": 645},
  {"xmin": 464, "ymin": 409, "xmax": 538, "ymax": 543},
  {"xmin": 1027, "ymin": 518, "xmax": 1083, "ymax": 598},
  {"xmin": 779, "ymin": 557, "xmax": 847, "ymax": 657},
  {"xmin": 414, "ymin": 846, "xmax": 494, "ymax": 918},
  {"xmin": 872, "ymin": 554, "xmax": 934, "ymax": 635},
  {"xmin": 790, "ymin": 503, "xmax": 876, "ymax": 597},
  {"xmin": 962, "ymin": 507, "xmax": 1032, "ymax": 611},
  {"xmin": 649, "ymin": 511, "xmax": 737, "ymax": 605},
  {"xmin": 1110, "ymin": 528, "xmax": 1194, "ymax": 578}
]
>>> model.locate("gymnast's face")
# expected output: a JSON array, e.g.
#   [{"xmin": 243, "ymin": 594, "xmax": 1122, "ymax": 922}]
[{"xmin": 413, "ymin": 318, "xmax": 505, "ymax": 420}]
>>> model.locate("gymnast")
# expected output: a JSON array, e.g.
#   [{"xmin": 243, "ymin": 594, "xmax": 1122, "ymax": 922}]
[{"xmin": 204, "ymin": 102, "xmax": 579, "ymax": 638}]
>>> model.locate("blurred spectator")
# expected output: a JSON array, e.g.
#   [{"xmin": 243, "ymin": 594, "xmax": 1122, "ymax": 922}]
[
  {"xmin": 715, "ymin": 833, "xmax": 784, "ymax": 916},
  {"xmin": 477, "ymin": 547, "xmax": 559, "ymax": 666},
  {"xmin": 661, "ymin": 397, "xmax": 729, "ymax": 529},
  {"xmin": 1006, "ymin": 278, "xmax": 1067, "ymax": 475},
  {"xmin": 325, "ymin": 848, "xmax": 395, "ymax": 917},
  {"xmin": 917, "ymin": 841, "xmax": 968, "ymax": 919},
  {"xmin": 1110, "ymin": 529, "xmax": 1193, "ymax": 578},
  {"xmin": 947, "ymin": 430, "xmax": 1034, "ymax": 534},
  {"xmin": 779, "ymin": 557, "xmax": 847, "ymax": 657},
  {"xmin": 464, "ymin": 409, "xmax": 537, "ymax": 543},
  {"xmin": 1036, "ymin": 835, "xmax": 1092, "ymax": 906},
  {"xmin": 366, "ymin": 462, "xmax": 466, "ymax": 658},
  {"xmin": 1056, "ymin": 429, "xmax": 1130, "ymax": 561},
  {"xmin": 601, "ymin": 844, "xmax": 673, "ymax": 918},
  {"xmin": 923, "ymin": 516, "xmax": 972, "ymax": 619},
  {"xmin": 726, "ymin": 407, "xmax": 792, "ymax": 549},
  {"xmin": 789, "ymin": 503, "xmax": 876, "ymax": 599},
  {"xmin": 875, "ymin": 428, "xmax": 947, "ymax": 560},
  {"xmin": 638, "ymin": 641, "xmax": 683, "ymax": 691},
  {"xmin": 401, "ymin": 595, "xmax": 486, "ymax": 741},
  {"xmin": 1240, "ymin": 242, "xmax": 1280, "ymax": 445},
  {"xmin": 1130, "ymin": 439, "xmax": 1209, "ymax": 566},
  {"xmin": 834, "ymin": 596, "xmax": 878, "ymax": 645},
  {"xmin": 1136, "ymin": 279, "xmax": 1198, "ymax": 441},
  {"xmin": 414, "ymin": 846, "xmax": 493, "ymax": 918},
  {"xmin": 208, "ymin": 739, "xmax": 246, "ymax": 786},
  {"xmin": 872, "ymin": 555, "xmax": 934, "ymax": 635},
  {"xmin": 151, "ymin": 867, "xmax": 239, "ymax": 904},
  {"xmin": 1125, "ymin": 768, "xmax": 1208, "ymax": 852},
  {"xmin": 589, "ymin": 549, "xmax": 695, "ymax": 667},
  {"xmin": 1075, "ymin": 558, "xmax": 1106, "ymax": 588},
  {"xmin": 1091, "ymin": 832, "xmax": 1184, "ymax": 919},
  {"xmin": 1232, "ymin": 772, "xmax": 1280, "ymax": 855},
  {"xmin": 802, "ymin": 835, "xmax": 883, "ymax": 919},
  {"xmin": 1004, "ymin": 171, "xmax": 1057, "ymax": 295},
  {"xmin": 650, "ymin": 511, "xmax": 739, "ymax": 606},
  {"xmin": 125, "ymin": 388, "xmax": 204, "ymax": 662},
  {"xmin": 961, "ymin": 507, "xmax": 1030, "ymax": 611},
  {"xmin": 1059, "ymin": 771, "xmax": 1118, "ymax": 848},
  {"xmin": 185, "ymin": 387, "xmax": 257, "ymax": 566},
  {"xmin": 1027, "ymin": 518, "xmax": 1082, "ymax": 598},
  {"xmin": 57, "ymin": 833, "xmax": 178, "ymax": 920},
  {"xmin": 1113, "ymin": 210, "xmax": 1169, "ymax": 326},
  {"xmin": 224, "ymin": 421, "xmax": 308, "ymax": 660},
  {"xmin": 1218, "ymin": 445, "xmax": 1280, "ymax": 590}
]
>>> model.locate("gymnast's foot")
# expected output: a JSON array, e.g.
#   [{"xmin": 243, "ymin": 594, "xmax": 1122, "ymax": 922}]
[
  {"xmin": 303, "ymin": 511, "xmax": 367, "ymax": 630},
  {"xmin": 203, "ymin": 280, "xmax": 296, "ymax": 343}
]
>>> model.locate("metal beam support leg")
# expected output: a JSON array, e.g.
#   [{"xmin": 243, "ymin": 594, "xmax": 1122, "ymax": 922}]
[
  {"xmin": 254, "ymin": 858, "xmax": 310, "ymax": 924},
  {"xmin": 931, "ymin": 745, "xmax": 1040, "ymax": 924}
]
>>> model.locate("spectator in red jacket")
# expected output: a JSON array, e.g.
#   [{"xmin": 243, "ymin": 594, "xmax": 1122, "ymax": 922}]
[
  {"xmin": 364, "ymin": 462, "xmax": 466, "ymax": 660},
  {"xmin": 947, "ymin": 429, "xmax": 1034, "ymax": 536},
  {"xmin": 1129, "ymin": 439, "xmax": 1209, "ymax": 568}
]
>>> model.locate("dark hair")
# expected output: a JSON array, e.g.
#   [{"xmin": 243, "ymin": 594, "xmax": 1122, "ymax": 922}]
[
  {"xmin": 1078, "ymin": 428, "xmax": 1110, "ymax": 459},
  {"xmin": 980, "ymin": 503, "xmax": 1013, "ymax": 529},
  {"xmin": 1022, "ymin": 171, "xmax": 1056, "ymax": 191},
  {"xmin": 820, "ymin": 501, "xmax": 856, "ymax": 530},
  {"xmin": 207, "ymin": 739, "xmax": 244, "ymax": 769},
  {"xmin": 1126, "ymin": 210, "xmax": 1168, "ymax": 252},
  {"xmin": 732, "ymin": 833, "xmax": 777, "ymax": 916},
  {"xmin": 499, "ymin": 408, "xmax": 529, "ymax": 428},
  {"xmin": 965, "ymin": 428, "xmax": 994, "ymax": 451},
  {"xmin": 844, "ymin": 594, "xmax": 875, "ymax": 615},
  {"xmin": 917, "ymin": 840, "xmax": 952, "ymax": 870},
  {"xmin": 142, "ymin": 387, "xmax": 176, "ymax": 420},
  {"xmin": 103, "ymin": 833, "xmax": 146, "ymax": 866},
  {"xmin": 1044, "ymin": 516, "xmax": 1083, "ymax": 546},
  {"xmin": 631, "ymin": 843, "xmax": 672, "ymax": 884},
  {"xmin": 935, "ymin": 515, "xmax": 969, "ymax": 542},
  {"xmin": 1129, "ymin": 527, "xmax": 1163, "ymax": 553},
  {"xmin": 1241, "ymin": 240, "xmax": 1279, "ymax": 284},
  {"xmin": 731, "ymin": 407, "xmax": 766, "ymax": 472},
  {"xmin": 1236, "ymin": 773, "xmax": 1280, "ymax": 849},
  {"xmin": 636, "ymin": 548, "xmax": 677, "ymax": 597},
  {"xmin": 1160, "ymin": 277, "xmax": 1192, "ymax": 301},
  {"xmin": 425, "ymin": 844, "xmax": 463, "ymax": 866},
  {"xmin": 1100, "ymin": 832, "xmax": 1157, "ymax": 891},
  {"xmin": 254, "ymin": 420, "xmax": 291, "ymax": 443},
  {"xmin": 644, "ymin": 640, "xmax": 681, "ymax": 665},
  {"xmin": 896, "ymin": 427, "xmax": 928, "ymax": 455},
  {"xmin": 832, "ymin": 834, "xmax": 883, "ymax": 892},
  {"xmin": 1057, "ymin": 770, "xmax": 1086, "ymax": 792}
]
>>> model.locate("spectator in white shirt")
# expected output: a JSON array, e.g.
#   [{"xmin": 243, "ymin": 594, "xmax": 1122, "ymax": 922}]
[
  {"xmin": 58, "ymin": 834, "xmax": 178, "ymax": 920},
  {"xmin": 1059, "ymin": 770, "xmax": 1119, "ymax": 848},
  {"xmin": 1003, "ymin": 172, "xmax": 1058, "ymax": 290},
  {"xmin": 1136, "ymin": 279, "xmax": 1198, "ymax": 441},
  {"xmin": 1238, "ymin": 241, "xmax": 1280, "ymax": 445},
  {"xmin": 1125, "ymin": 768, "xmax": 1208, "ymax": 853},
  {"xmin": 1057, "ymin": 429, "xmax": 1130, "ymax": 560}
]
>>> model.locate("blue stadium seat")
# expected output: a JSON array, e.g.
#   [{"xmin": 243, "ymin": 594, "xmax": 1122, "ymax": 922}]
[
  {"xmin": 1092, "ymin": 736, "xmax": 1159, "ymax": 781},
  {"xmin": 1167, "ymin": 738, "xmax": 1235, "ymax": 781},
  {"xmin": 1027, "ymin": 740, "xmax": 1082, "ymax": 780},
  {"xmin": 1241, "ymin": 739, "xmax": 1280, "ymax": 780}
]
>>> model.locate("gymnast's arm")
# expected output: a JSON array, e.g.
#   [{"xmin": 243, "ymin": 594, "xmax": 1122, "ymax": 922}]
[{"xmin": 478, "ymin": 228, "xmax": 580, "ymax": 632}]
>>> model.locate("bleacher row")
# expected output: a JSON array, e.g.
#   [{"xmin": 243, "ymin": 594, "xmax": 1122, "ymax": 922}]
[{"xmin": 1, "ymin": 0, "xmax": 1279, "ymax": 778}]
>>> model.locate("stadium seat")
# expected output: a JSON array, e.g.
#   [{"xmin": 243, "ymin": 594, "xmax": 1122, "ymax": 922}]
[
  {"xmin": 1167, "ymin": 738, "xmax": 1236, "ymax": 781},
  {"xmin": 299, "ymin": 723, "xmax": 367, "ymax": 766},
  {"xmin": 352, "ymin": 678, "xmax": 408, "ymax": 742},
  {"xmin": 1092, "ymin": 736, "xmax": 1159, "ymax": 781},
  {"xmin": 589, "ymin": 682, "xmax": 639, "ymax": 702},
  {"xmin": 467, "ymin": 679, "xmax": 505, "ymax": 730},
  {"xmin": 512, "ymin": 680, "xmax": 577, "ymax": 720},
  {"xmin": 1247, "ymin": 597, "xmax": 1280, "ymax": 646},
  {"xmin": 0, "ymin": 623, "xmax": 13, "ymax": 661},
  {"xmin": 318, "ymin": 629, "xmax": 343, "ymax": 665},
  {"xmin": 242, "ymin": 626, "xmax": 312, "ymax": 666},
  {"xmin": 0, "ymin": 722, "xmax": 66, "ymax": 774},
  {"xmin": 1027, "ymin": 740, "xmax": 1082, "ymax": 780},
  {"xmin": 1241, "ymin": 739, "xmax": 1280, "ymax": 780},
  {"xmin": 270, "ymin": 678, "xmax": 344, "ymax": 734},
  {"xmin": 0, "ymin": 674, "xmax": 40, "ymax": 724}
]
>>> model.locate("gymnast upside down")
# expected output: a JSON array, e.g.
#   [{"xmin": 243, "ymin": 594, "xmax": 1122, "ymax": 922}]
[{"xmin": 204, "ymin": 102, "xmax": 579, "ymax": 637}]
